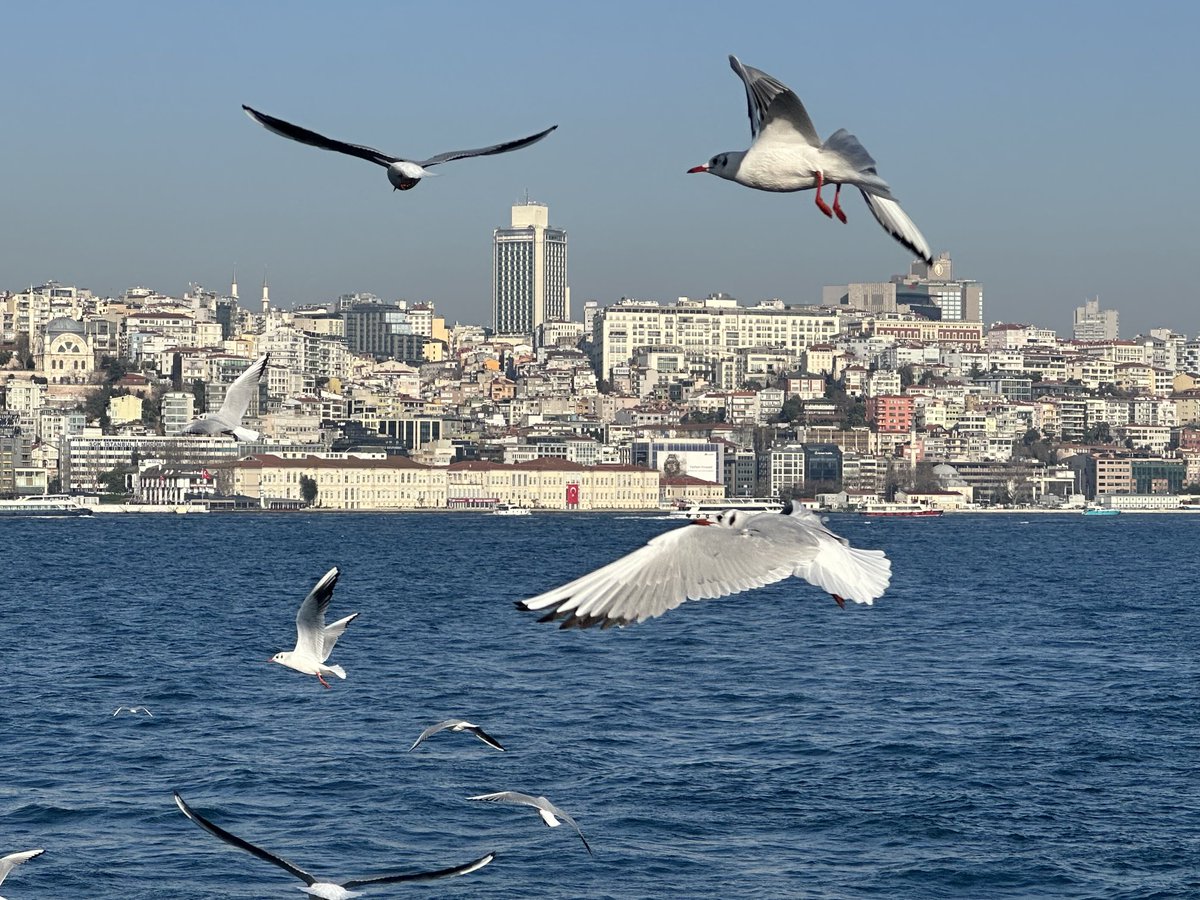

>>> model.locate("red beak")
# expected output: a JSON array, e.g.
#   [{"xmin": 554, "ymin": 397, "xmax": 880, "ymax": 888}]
[{"xmin": 687, "ymin": 165, "xmax": 709, "ymax": 174}]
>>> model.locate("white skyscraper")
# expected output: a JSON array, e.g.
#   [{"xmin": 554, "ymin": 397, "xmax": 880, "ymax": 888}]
[
  {"xmin": 1073, "ymin": 296, "xmax": 1119, "ymax": 341},
  {"xmin": 492, "ymin": 200, "xmax": 568, "ymax": 336}
]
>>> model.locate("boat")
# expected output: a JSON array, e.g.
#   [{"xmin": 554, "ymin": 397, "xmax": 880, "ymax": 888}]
[
  {"xmin": 1082, "ymin": 506, "xmax": 1120, "ymax": 516},
  {"xmin": 860, "ymin": 502, "xmax": 944, "ymax": 518},
  {"xmin": 491, "ymin": 503, "xmax": 532, "ymax": 516},
  {"xmin": 0, "ymin": 495, "xmax": 95, "ymax": 517},
  {"xmin": 671, "ymin": 498, "xmax": 785, "ymax": 520}
]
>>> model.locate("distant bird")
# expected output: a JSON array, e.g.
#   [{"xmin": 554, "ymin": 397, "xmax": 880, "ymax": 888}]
[
  {"xmin": 0, "ymin": 848, "xmax": 44, "ymax": 899},
  {"xmin": 242, "ymin": 105, "xmax": 557, "ymax": 193},
  {"xmin": 687, "ymin": 55, "xmax": 932, "ymax": 264},
  {"xmin": 182, "ymin": 353, "xmax": 269, "ymax": 442},
  {"xmin": 467, "ymin": 791, "xmax": 591, "ymax": 856},
  {"xmin": 112, "ymin": 706, "xmax": 153, "ymax": 717},
  {"xmin": 173, "ymin": 792, "xmax": 493, "ymax": 900},
  {"xmin": 409, "ymin": 719, "xmax": 505, "ymax": 753},
  {"xmin": 517, "ymin": 505, "xmax": 891, "ymax": 629},
  {"xmin": 269, "ymin": 567, "xmax": 358, "ymax": 689}
]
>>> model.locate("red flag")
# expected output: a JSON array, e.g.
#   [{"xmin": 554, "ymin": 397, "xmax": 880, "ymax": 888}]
[{"xmin": 566, "ymin": 483, "xmax": 580, "ymax": 506}]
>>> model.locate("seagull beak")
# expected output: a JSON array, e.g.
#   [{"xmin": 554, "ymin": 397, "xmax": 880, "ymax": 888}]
[{"xmin": 687, "ymin": 164, "xmax": 709, "ymax": 174}]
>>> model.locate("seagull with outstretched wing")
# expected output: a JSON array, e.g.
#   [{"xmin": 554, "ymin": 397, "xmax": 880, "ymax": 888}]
[
  {"xmin": 243, "ymin": 105, "xmax": 556, "ymax": 192},
  {"xmin": 517, "ymin": 504, "xmax": 891, "ymax": 630},
  {"xmin": 182, "ymin": 353, "xmax": 269, "ymax": 442},
  {"xmin": 687, "ymin": 55, "xmax": 932, "ymax": 264},
  {"xmin": 173, "ymin": 792, "xmax": 493, "ymax": 900}
]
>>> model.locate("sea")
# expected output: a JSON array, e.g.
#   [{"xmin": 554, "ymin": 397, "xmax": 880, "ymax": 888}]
[{"xmin": 3, "ymin": 511, "xmax": 1198, "ymax": 899}]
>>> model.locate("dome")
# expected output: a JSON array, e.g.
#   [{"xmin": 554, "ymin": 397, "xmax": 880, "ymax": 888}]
[
  {"xmin": 45, "ymin": 316, "xmax": 86, "ymax": 335},
  {"xmin": 932, "ymin": 463, "xmax": 968, "ymax": 487}
]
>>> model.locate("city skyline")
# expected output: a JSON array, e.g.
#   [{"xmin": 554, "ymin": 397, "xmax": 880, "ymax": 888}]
[{"xmin": 3, "ymin": 2, "xmax": 1198, "ymax": 336}]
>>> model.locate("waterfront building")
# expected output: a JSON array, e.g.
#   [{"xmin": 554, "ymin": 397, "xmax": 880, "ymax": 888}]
[{"xmin": 492, "ymin": 200, "xmax": 568, "ymax": 336}]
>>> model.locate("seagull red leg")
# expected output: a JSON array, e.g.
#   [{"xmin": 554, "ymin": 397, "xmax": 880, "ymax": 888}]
[
  {"xmin": 317, "ymin": 673, "xmax": 331, "ymax": 689},
  {"xmin": 814, "ymin": 171, "xmax": 834, "ymax": 218},
  {"xmin": 832, "ymin": 594, "xmax": 846, "ymax": 609},
  {"xmin": 832, "ymin": 185, "xmax": 848, "ymax": 223}
]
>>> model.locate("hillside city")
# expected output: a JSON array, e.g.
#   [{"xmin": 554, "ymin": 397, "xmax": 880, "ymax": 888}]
[{"xmin": 3, "ymin": 201, "xmax": 1198, "ymax": 514}]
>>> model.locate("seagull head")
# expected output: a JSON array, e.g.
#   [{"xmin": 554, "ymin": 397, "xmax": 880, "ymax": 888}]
[
  {"xmin": 269, "ymin": 651, "xmax": 290, "ymax": 665},
  {"xmin": 387, "ymin": 161, "xmax": 431, "ymax": 191},
  {"xmin": 687, "ymin": 152, "xmax": 741, "ymax": 180}
]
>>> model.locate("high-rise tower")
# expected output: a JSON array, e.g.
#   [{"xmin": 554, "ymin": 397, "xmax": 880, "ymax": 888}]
[
  {"xmin": 261, "ymin": 271, "xmax": 270, "ymax": 315},
  {"xmin": 492, "ymin": 199, "xmax": 568, "ymax": 336}
]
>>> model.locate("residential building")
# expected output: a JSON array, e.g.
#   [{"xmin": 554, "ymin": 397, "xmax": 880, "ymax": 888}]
[{"xmin": 1073, "ymin": 296, "xmax": 1119, "ymax": 340}]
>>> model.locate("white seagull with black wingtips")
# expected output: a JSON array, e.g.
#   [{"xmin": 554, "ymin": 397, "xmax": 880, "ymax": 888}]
[
  {"xmin": 688, "ymin": 55, "xmax": 933, "ymax": 264},
  {"xmin": 468, "ymin": 791, "xmax": 592, "ymax": 856},
  {"xmin": 173, "ymin": 793, "xmax": 493, "ymax": 900},
  {"xmin": 0, "ymin": 848, "xmax": 44, "ymax": 900},
  {"xmin": 269, "ymin": 567, "xmax": 358, "ymax": 689},
  {"xmin": 409, "ymin": 719, "xmax": 505, "ymax": 753},
  {"xmin": 182, "ymin": 353, "xmax": 269, "ymax": 442},
  {"xmin": 242, "ymin": 105, "xmax": 556, "ymax": 193},
  {"xmin": 517, "ymin": 505, "xmax": 891, "ymax": 629}
]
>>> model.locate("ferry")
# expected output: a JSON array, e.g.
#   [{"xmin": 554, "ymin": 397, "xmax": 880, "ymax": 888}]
[
  {"xmin": 671, "ymin": 498, "xmax": 785, "ymax": 520},
  {"xmin": 860, "ymin": 502, "xmax": 944, "ymax": 518},
  {"xmin": 0, "ymin": 495, "xmax": 94, "ymax": 517},
  {"xmin": 1082, "ymin": 506, "xmax": 1120, "ymax": 517},
  {"xmin": 491, "ymin": 503, "xmax": 532, "ymax": 516}
]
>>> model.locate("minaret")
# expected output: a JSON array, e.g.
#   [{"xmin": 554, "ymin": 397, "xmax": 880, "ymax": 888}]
[
  {"xmin": 261, "ymin": 270, "xmax": 270, "ymax": 315},
  {"xmin": 231, "ymin": 265, "xmax": 238, "ymax": 303}
]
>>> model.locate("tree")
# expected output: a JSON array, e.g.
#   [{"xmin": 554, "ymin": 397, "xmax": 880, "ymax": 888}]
[
  {"xmin": 299, "ymin": 475, "xmax": 319, "ymax": 507},
  {"xmin": 98, "ymin": 464, "xmax": 135, "ymax": 495},
  {"xmin": 898, "ymin": 364, "xmax": 915, "ymax": 388},
  {"xmin": 1083, "ymin": 422, "xmax": 1113, "ymax": 444},
  {"xmin": 191, "ymin": 378, "xmax": 207, "ymax": 414},
  {"xmin": 775, "ymin": 396, "xmax": 803, "ymax": 423}
]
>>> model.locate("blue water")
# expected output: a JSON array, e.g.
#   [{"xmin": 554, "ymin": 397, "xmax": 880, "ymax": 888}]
[{"xmin": 3, "ymin": 512, "xmax": 1199, "ymax": 898}]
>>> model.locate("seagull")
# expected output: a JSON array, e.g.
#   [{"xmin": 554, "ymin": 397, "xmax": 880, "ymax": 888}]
[
  {"xmin": 687, "ymin": 55, "xmax": 933, "ymax": 264},
  {"xmin": 112, "ymin": 706, "xmax": 153, "ymax": 717},
  {"xmin": 409, "ymin": 719, "xmax": 505, "ymax": 753},
  {"xmin": 467, "ymin": 792, "xmax": 591, "ymax": 856},
  {"xmin": 242, "ymin": 105, "xmax": 557, "ymax": 193},
  {"xmin": 516, "ymin": 504, "xmax": 891, "ymax": 629},
  {"xmin": 0, "ymin": 849, "xmax": 44, "ymax": 899},
  {"xmin": 269, "ymin": 567, "xmax": 358, "ymax": 689},
  {"xmin": 182, "ymin": 353, "xmax": 269, "ymax": 441},
  {"xmin": 173, "ymin": 793, "xmax": 493, "ymax": 900}
]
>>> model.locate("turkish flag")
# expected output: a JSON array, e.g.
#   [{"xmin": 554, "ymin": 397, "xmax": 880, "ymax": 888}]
[{"xmin": 566, "ymin": 483, "xmax": 580, "ymax": 506}]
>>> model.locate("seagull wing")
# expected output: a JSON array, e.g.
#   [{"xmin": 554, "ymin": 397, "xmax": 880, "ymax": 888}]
[
  {"xmin": 728, "ymin": 55, "xmax": 820, "ymax": 146},
  {"xmin": 172, "ymin": 793, "xmax": 316, "ymax": 887},
  {"xmin": 539, "ymin": 799, "xmax": 592, "ymax": 856},
  {"xmin": 416, "ymin": 125, "xmax": 557, "ymax": 168},
  {"xmin": 466, "ymin": 724, "xmax": 506, "ymax": 752},
  {"xmin": 756, "ymin": 511, "xmax": 892, "ymax": 604},
  {"xmin": 213, "ymin": 353, "xmax": 269, "ymax": 429},
  {"xmin": 468, "ymin": 790, "xmax": 539, "ymax": 806},
  {"xmin": 0, "ymin": 848, "xmax": 44, "ymax": 887},
  {"xmin": 341, "ymin": 852, "xmax": 495, "ymax": 888},
  {"xmin": 859, "ymin": 191, "xmax": 934, "ymax": 265},
  {"xmin": 294, "ymin": 567, "xmax": 340, "ymax": 657},
  {"xmin": 319, "ymin": 613, "xmax": 358, "ymax": 662},
  {"xmin": 242, "ymin": 105, "xmax": 398, "ymax": 166},
  {"xmin": 409, "ymin": 720, "xmax": 455, "ymax": 751},
  {"xmin": 516, "ymin": 516, "xmax": 811, "ymax": 628}
]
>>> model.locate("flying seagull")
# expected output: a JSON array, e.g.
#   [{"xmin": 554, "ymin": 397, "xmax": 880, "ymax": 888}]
[
  {"xmin": 517, "ymin": 505, "xmax": 891, "ymax": 629},
  {"xmin": 0, "ymin": 849, "xmax": 44, "ymax": 899},
  {"xmin": 409, "ymin": 719, "xmax": 505, "ymax": 753},
  {"xmin": 467, "ymin": 791, "xmax": 591, "ymax": 856},
  {"xmin": 182, "ymin": 353, "xmax": 269, "ymax": 442},
  {"xmin": 173, "ymin": 792, "xmax": 493, "ymax": 900},
  {"xmin": 112, "ymin": 706, "xmax": 153, "ymax": 717},
  {"xmin": 687, "ymin": 55, "xmax": 933, "ymax": 264},
  {"xmin": 269, "ymin": 567, "xmax": 358, "ymax": 689},
  {"xmin": 242, "ymin": 104, "xmax": 557, "ymax": 192}
]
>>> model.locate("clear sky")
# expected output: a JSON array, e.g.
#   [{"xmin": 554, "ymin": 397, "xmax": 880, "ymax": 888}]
[{"xmin": 2, "ymin": 1, "xmax": 1197, "ymax": 335}]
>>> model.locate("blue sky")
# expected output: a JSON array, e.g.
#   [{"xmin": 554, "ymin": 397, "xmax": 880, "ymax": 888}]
[{"xmin": 2, "ymin": 1, "xmax": 1197, "ymax": 335}]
